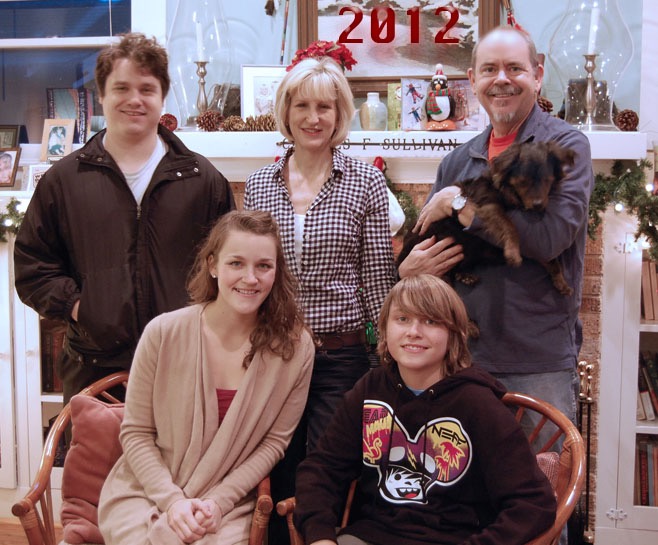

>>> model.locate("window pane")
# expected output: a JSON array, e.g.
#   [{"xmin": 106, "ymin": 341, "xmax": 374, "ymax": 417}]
[
  {"xmin": 0, "ymin": 0, "xmax": 131, "ymax": 39},
  {"xmin": 0, "ymin": 48, "xmax": 103, "ymax": 143}
]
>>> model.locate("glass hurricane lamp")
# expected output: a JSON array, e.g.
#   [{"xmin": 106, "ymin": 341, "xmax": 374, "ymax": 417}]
[
  {"xmin": 167, "ymin": 0, "xmax": 234, "ymax": 129},
  {"xmin": 547, "ymin": 0, "xmax": 633, "ymax": 131}
]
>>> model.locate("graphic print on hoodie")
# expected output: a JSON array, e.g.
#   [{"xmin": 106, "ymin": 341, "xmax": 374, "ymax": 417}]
[{"xmin": 363, "ymin": 400, "xmax": 472, "ymax": 505}]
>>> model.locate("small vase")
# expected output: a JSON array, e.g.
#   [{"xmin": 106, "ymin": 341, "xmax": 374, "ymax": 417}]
[{"xmin": 359, "ymin": 92, "xmax": 388, "ymax": 131}]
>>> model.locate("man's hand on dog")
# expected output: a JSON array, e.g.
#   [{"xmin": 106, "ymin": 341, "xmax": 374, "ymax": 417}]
[
  {"xmin": 398, "ymin": 236, "xmax": 464, "ymax": 279},
  {"xmin": 415, "ymin": 186, "xmax": 475, "ymax": 234}
]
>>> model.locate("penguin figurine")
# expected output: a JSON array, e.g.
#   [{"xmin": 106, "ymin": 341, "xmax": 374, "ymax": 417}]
[{"xmin": 426, "ymin": 64, "xmax": 456, "ymax": 131}]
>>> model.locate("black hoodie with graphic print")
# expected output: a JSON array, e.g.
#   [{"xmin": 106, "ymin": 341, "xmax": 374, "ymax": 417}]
[{"xmin": 294, "ymin": 366, "xmax": 556, "ymax": 545}]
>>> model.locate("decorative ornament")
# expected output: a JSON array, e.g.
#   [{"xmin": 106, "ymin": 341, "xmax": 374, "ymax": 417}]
[
  {"xmin": 588, "ymin": 159, "xmax": 658, "ymax": 260},
  {"xmin": 502, "ymin": 0, "xmax": 527, "ymax": 33},
  {"xmin": 537, "ymin": 95, "xmax": 554, "ymax": 114},
  {"xmin": 196, "ymin": 110, "xmax": 224, "ymax": 132},
  {"xmin": 287, "ymin": 40, "xmax": 357, "ymax": 72},
  {"xmin": 0, "ymin": 197, "xmax": 25, "ymax": 242},
  {"xmin": 159, "ymin": 113, "xmax": 178, "ymax": 132},
  {"xmin": 425, "ymin": 64, "xmax": 456, "ymax": 131},
  {"xmin": 614, "ymin": 109, "xmax": 639, "ymax": 132},
  {"xmin": 222, "ymin": 115, "xmax": 247, "ymax": 132}
]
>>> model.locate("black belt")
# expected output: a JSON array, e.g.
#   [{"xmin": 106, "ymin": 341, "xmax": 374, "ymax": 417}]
[{"xmin": 314, "ymin": 329, "xmax": 366, "ymax": 350}]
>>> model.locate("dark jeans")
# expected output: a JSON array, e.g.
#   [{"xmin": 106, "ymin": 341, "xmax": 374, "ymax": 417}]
[{"xmin": 268, "ymin": 343, "xmax": 370, "ymax": 545}]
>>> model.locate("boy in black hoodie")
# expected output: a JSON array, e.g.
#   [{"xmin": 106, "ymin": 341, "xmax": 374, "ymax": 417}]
[{"xmin": 294, "ymin": 274, "xmax": 556, "ymax": 545}]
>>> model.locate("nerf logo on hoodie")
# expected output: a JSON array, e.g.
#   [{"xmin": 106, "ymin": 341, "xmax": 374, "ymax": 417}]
[{"xmin": 363, "ymin": 401, "xmax": 472, "ymax": 505}]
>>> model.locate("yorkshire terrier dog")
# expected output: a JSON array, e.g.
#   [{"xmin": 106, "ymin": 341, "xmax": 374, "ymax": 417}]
[{"xmin": 397, "ymin": 140, "xmax": 576, "ymax": 296}]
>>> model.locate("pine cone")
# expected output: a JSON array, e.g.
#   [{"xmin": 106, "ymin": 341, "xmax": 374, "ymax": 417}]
[
  {"xmin": 197, "ymin": 110, "xmax": 224, "ymax": 132},
  {"xmin": 244, "ymin": 113, "xmax": 277, "ymax": 131},
  {"xmin": 222, "ymin": 115, "xmax": 247, "ymax": 132},
  {"xmin": 159, "ymin": 113, "xmax": 178, "ymax": 131},
  {"xmin": 537, "ymin": 95, "xmax": 553, "ymax": 114},
  {"xmin": 614, "ymin": 109, "xmax": 639, "ymax": 131}
]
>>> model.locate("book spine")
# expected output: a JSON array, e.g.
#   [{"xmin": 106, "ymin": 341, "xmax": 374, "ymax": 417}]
[
  {"xmin": 40, "ymin": 320, "xmax": 54, "ymax": 393},
  {"xmin": 77, "ymin": 89, "xmax": 89, "ymax": 144},
  {"xmin": 644, "ymin": 352, "xmax": 658, "ymax": 396},
  {"xmin": 642, "ymin": 260, "xmax": 655, "ymax": 320},
  {"xmin": 641, "ymin": 364, "xmax": 658, "ymax": 413},
  {"xmin": 653, "ymin": 436, "xmax": 658, "ymax": 506},
  {"xmin": 638, "ymin": 437, "xmax": 650, "ymax": 506},
  {"xmin": 638, "ymin": 364, "xmax": 656, "ymax": 420},
  {"xmin": 648, "ymin": 440, "xmax": 655, "ymax": 506},
  {"xmin": 46, "ymin": 88, "xmax": 55, "ymax": 119}
]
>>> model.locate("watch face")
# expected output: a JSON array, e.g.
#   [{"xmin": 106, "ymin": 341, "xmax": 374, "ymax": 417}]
[{"xmin": 452, "ymin": 194, "xmax": 467, "ymax": 211}]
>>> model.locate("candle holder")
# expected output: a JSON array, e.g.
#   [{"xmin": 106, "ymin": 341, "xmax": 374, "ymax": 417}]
[
  {"xmin": 195, "ymin": 61, "xmax": 208, "ymax": 119},
  {"xmin": 167, "ymin": 0, "xmax": 234, "ymax": 129},
  {"xmin": 547, "ymin": 0, "xmax": 633, "ymax": 131},
  {"xmin": 583, "ymin": 54, "xmax": 597, "ymax": 129}
]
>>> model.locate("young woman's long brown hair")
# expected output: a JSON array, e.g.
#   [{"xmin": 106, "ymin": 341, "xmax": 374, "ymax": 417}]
[{"xmin": 187, "ymin": 210, "xmax": 306, "ymax": 367}]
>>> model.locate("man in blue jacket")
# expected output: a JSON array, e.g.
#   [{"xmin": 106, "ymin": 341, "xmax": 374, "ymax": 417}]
[{"xmin": 398, "ymin": 26, "xmax": 594, "ymax": 430}]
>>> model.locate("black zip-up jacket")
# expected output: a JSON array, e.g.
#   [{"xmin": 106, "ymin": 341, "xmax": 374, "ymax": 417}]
[
  {"xmin": 294, "ymin": 366, "xmax": 556, "ymax": 545},
  {"xmin": 14, "ymin": 126, "xmax": 235, "ymax": 367}
]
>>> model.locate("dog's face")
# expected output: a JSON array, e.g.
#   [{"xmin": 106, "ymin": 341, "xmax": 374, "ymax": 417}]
[{"xmin": 490, "ymin": 141, "xmax": 575, "ymax": 211}]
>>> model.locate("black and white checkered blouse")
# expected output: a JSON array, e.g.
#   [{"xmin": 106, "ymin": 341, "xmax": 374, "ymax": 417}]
[{"xmin": 244, "ymin": 148, "xmax": 396, "ymax": 334}]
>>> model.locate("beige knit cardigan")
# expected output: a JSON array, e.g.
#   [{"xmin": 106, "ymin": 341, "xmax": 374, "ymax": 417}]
[{"xmin": 98, "ymin": 304, "xmax": 314, "ymax": 545}]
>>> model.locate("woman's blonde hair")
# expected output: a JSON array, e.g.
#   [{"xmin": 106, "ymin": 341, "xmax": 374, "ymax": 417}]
[
  {"xmin": 187, "ymin": 210, "xmax": 305, "ymax": 366},
  {"xmin": 275, "ymin": 57, "xmax": 355, "ymax": 148},
  {"xmin": 377, "ymin": 275, "xmax": 472, "ymax": 376}
]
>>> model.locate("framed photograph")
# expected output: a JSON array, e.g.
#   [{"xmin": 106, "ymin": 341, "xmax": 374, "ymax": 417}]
[
  {"xmin": 40, "ymin": 119, "xmax": 75, "ymax": 162},
  {"xmin": 0, "ymin": 125, "xmax": 20, "ymax": 148},
  {"xmin": 446, "ymin": 78, "xmax": 489, "ymax": 131},
  {"xmin": 298, "ymin": 1, "xmax": 500, "ymax": 96},
  {"xmin": 240, "ymin": 65, "xmax": 287, "ymax": 119},
  {"xmin": 0, "ymin": 147, "xmax": 22, "ymax": 189},
  {"xmin": 23, "ymin": 162, "xmax": 52, "ymax": 192},
  {"xmin": 401, "ymin": 78, "xmax": 430, "ymax": 130}
]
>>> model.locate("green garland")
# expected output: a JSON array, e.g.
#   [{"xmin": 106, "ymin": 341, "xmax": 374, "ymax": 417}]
[
  {"xmin": 0, "ymin": 197, "xmax": 24, "ymax": 242},
  {"xmin": 1, "ymin": 161, "xmax": 655, "ymax": 255},
  {"xmin": 588, "ymin": 159, "xmax": 658, "ymax": 260}
]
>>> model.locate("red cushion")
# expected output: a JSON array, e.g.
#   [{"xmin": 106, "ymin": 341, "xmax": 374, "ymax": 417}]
[{"xmin": 60, "ymin": 395, "xmax": 124, "ymax": 545}]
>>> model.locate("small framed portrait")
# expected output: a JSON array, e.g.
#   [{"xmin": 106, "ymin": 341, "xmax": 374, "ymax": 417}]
[
  {"xmin": 0, "ymin": 147, "xmax": 22, "ymax": 188},
  {"xmin": 0, "ymin": 125, "xmax": 20, "ymax": 148},
  {"xmin": 23, "ymin": 162, "xmax": 52, "ymax": 192},
  {"xmin": 241, "ymin": 65, "xmax": 287, "ymax": 119},
  {"xmin": 41, "ymin": 119, "xmax": 75, "ymax": 162}
]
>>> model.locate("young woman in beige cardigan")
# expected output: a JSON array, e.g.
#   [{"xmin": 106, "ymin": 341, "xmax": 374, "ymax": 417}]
[{"xmin": 99, "ymin": 211, "xmax": 314, "ymax": 545}]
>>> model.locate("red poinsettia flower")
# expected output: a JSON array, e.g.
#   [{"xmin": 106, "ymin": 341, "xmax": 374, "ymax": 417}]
[{"xmin": 287, "ymin": 40, "xmax": 357, "ymax": 72}]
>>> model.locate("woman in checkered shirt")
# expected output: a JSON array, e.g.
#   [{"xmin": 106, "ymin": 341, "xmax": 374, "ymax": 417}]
[{"xmin": 244, "ymin": 56, "xmax": 396, "ymax": 526}]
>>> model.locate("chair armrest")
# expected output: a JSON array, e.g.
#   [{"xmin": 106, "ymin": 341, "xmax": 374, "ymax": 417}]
[
  {"xmin": 276, "ymin": 498, "xmax": 305, "ymax": 545},
  {"xmin": 249, "ymin": 477, "xmax": 274, "ymax": 545}
]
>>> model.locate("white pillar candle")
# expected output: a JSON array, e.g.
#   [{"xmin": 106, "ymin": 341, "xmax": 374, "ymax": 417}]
[
  {"xmin": 195, "ymin": 21, "xmax": 206, "ymax": 62},
  {"xmin": 587, "ymin": 6, "xmax": 600, "ymax": 55}
]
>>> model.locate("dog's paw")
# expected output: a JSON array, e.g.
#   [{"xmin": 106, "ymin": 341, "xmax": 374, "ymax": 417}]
[
  {"xmin": 553, "ymin": 279, "xmax": 574, "ymax": 296},
  {"xmin": 455, "ymin": 272, "xmax": 480, "ymax": 286},
  {"xmin": 504, "ymin": 247, "xmax": 522, "ymax": 267}
]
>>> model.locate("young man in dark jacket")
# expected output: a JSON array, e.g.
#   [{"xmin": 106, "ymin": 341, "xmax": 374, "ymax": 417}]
[
  {"xmin": 294, "ymin": 275, "xmax": 556, "ymax": 545},
  {"xmin": 14, "ymin": 33, "xmax": 235, "ymax": 404}
]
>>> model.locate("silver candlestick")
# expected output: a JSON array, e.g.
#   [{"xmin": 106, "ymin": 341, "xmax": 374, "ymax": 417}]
[
  {"xmin": 583, "ymin": 54, "xmax": 597, "ymax": 129},
  {"xmin": 195, "ymin": 61, "xmax": 209, "ymax": 118}
]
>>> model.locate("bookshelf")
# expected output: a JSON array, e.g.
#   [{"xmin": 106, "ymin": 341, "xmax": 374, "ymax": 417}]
[{"xmin": 595, "ymin": 209, "xmax": 658, "ymax": 543}]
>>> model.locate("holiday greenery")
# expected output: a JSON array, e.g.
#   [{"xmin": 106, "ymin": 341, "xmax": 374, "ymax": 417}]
[
  {"xmin": 0, "ymin": 197, "xmax": 24, "ymax": 242},
  {"xmin": 588, "ymin": 159, "xmax": 658, "ymax": 260},
  {"xmin": 2, "ymin": 161, "xmax": 656, "ymax": 256}
]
